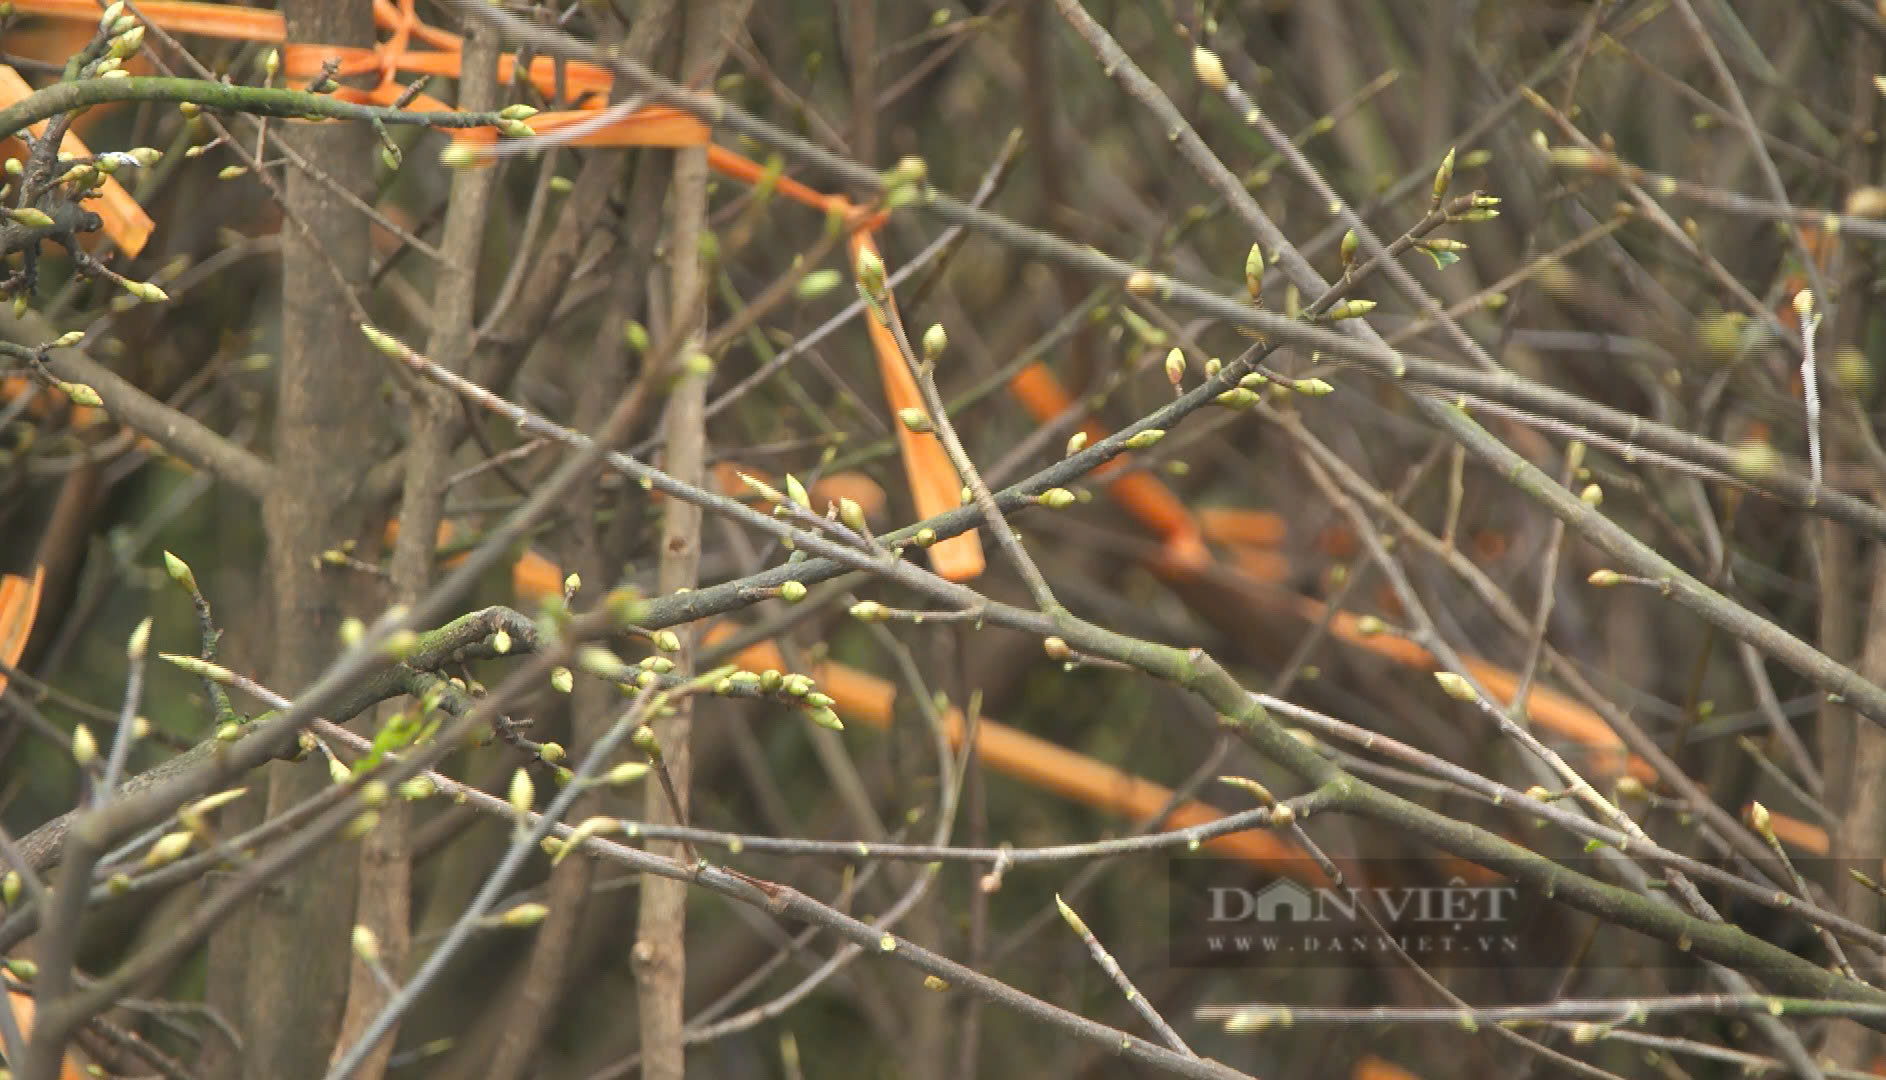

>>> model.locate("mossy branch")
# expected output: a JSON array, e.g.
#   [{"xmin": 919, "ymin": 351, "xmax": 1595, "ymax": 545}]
[
  {"xmin": 0, "ymin": 76, "xmax": 511, "ymax": 143},
  {"xmin": 11, "ymin": 606, "xmax": 538, "ymax": 875}
]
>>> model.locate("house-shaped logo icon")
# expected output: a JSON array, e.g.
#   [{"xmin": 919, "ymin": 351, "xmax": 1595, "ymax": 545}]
[{"xmin": 1254, "ymin": 880, "xmax": 1315, "ymax": 923}]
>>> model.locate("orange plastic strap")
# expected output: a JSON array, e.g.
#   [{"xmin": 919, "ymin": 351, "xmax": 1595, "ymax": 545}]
[
  {"xmin": 1198, "ymin": 506, "xmax": 1286, "ymax": 548},
  {"xmin": 849, "ymin": 231, "xmax": 985, "ymax": 582},
  {"xmin": 12, "ymin": 0, "xmax": 286, "ymax": 41},
  {"xmin": 1007, "ymin": 363, "xmax": 1210, "ymax": 568},
  {"xmin": 8, "ymin": 0, "xmax": 609, "ymax": 100},
  {"xmin": 377, "ymin": 0, "xmax": 416, "ymax": 92},
  {"xmin": 449, "ymin": 105, "xmax": 709, "ymax": 150},
  {"xmin": 274, "ymin": 47, "xmax": 453, "ymax": 110},
  {"xmin": 0, "ymin": 566, "xmax": 45, "ymax": 699},
  {"xmin": 6, "ymin": 989, "xmax": 90, "ymax": 1080},
  {"xmin": 277, "ymin": 42, "xmax": 381, "ymax": 100},
  {"xmin": 373, "ymin": 0, "xmax": 460, "ymax": 52}
]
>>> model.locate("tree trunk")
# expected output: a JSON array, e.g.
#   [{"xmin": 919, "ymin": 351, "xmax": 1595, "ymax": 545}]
[{"xmin": 247, "ymin": 3, "xmax": 382, "ymax": 1076}]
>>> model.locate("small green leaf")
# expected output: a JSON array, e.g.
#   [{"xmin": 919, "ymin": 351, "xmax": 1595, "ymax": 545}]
[{"xmin": 1422, "ymin": 248, "xmax": 1461, "ymax": 270}]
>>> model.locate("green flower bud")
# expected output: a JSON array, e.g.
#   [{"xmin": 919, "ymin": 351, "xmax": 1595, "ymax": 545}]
[
  {"xmin": 855, "ymin": 245, "xmax": 886, "ymax": 300},
  {"xmin": 499, "ymin": 902, "xmax": 548, "ymax": 928},
  {"xmin": 1036, "ymin": 488, "xmax": 1076, "ymax": 509},
  {"xmin": 604, "ymin": 761, "xmax": 650, "ymax": 785},
  {"xmin": 509, "ymin": 768, "xmax": 534, "ymax": 818},
  {"xmin": 1244, "ymin": 244, "xmax": 1265, "ymax": 298},
  {"xmin": 360, "ymin": 324, "xmax": 407, "ymax": 358},
  {"xmin": 1432, "ymin": 146, "xmax": 1456, "ymax": 203},
  {"xmin": 1216, "ymin": 387, "xmax": 1260, "ymax": 410},
  {"xmin": 1433, "ymin": 672, "xmax": 1478, "ymax": 702},
  {"xmin": 142, "ymin": 830, "xmax": 194, "ymax": 868},
  {"xmin": 439, "ymin": 141, "xmax": 481, "ymax": 168},
  {"xmin": 72, "ymin": 724, "xmax": 97, "ymax": 767},
  {"xmin": 127, "ymin": 616, "xmax": 152, "ymax": 662},
  {"xmin": 58, "ymin": 381, "xmax": 102, "ymax": 407},
  {"xmin": 1323, "ymin": 299, "xmax": 1376, "ymax": 322},
  {"xmin": 1192, "ymin": 46, "xmax": 1229, "ymax": 91}
]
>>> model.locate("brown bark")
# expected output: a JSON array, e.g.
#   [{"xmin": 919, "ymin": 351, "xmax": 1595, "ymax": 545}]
[
  {"xmin": 632, "ymin": 4, "xmax": 751, "ymax": 1076},
  {"xmin": 1826, "ymin": 543, "xmax": 1886, "ymax": 1069},
  {"xmin": 480, "ymin": 37, "xmax": 675, "ymax": 1080},
  {"xmin": 246, "ymin": 3, "xmax": 383, "ymax": 1077},
  {"xmin": 632, "ymin": 144, "xmax": 707, "ymax": 1080},
  {"xmin": 1818, "ymin": 18, "xmax": 1884, "ymax": 1065},
  {"xmin": 330, "ymin": 18, "xmax": 503, "ymax": 1080}
]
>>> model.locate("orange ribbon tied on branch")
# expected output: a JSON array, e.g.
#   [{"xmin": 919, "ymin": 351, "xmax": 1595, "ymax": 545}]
[{"xmin": 0, "ymin": 566, "xmax": 44, "ymax": 699}]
